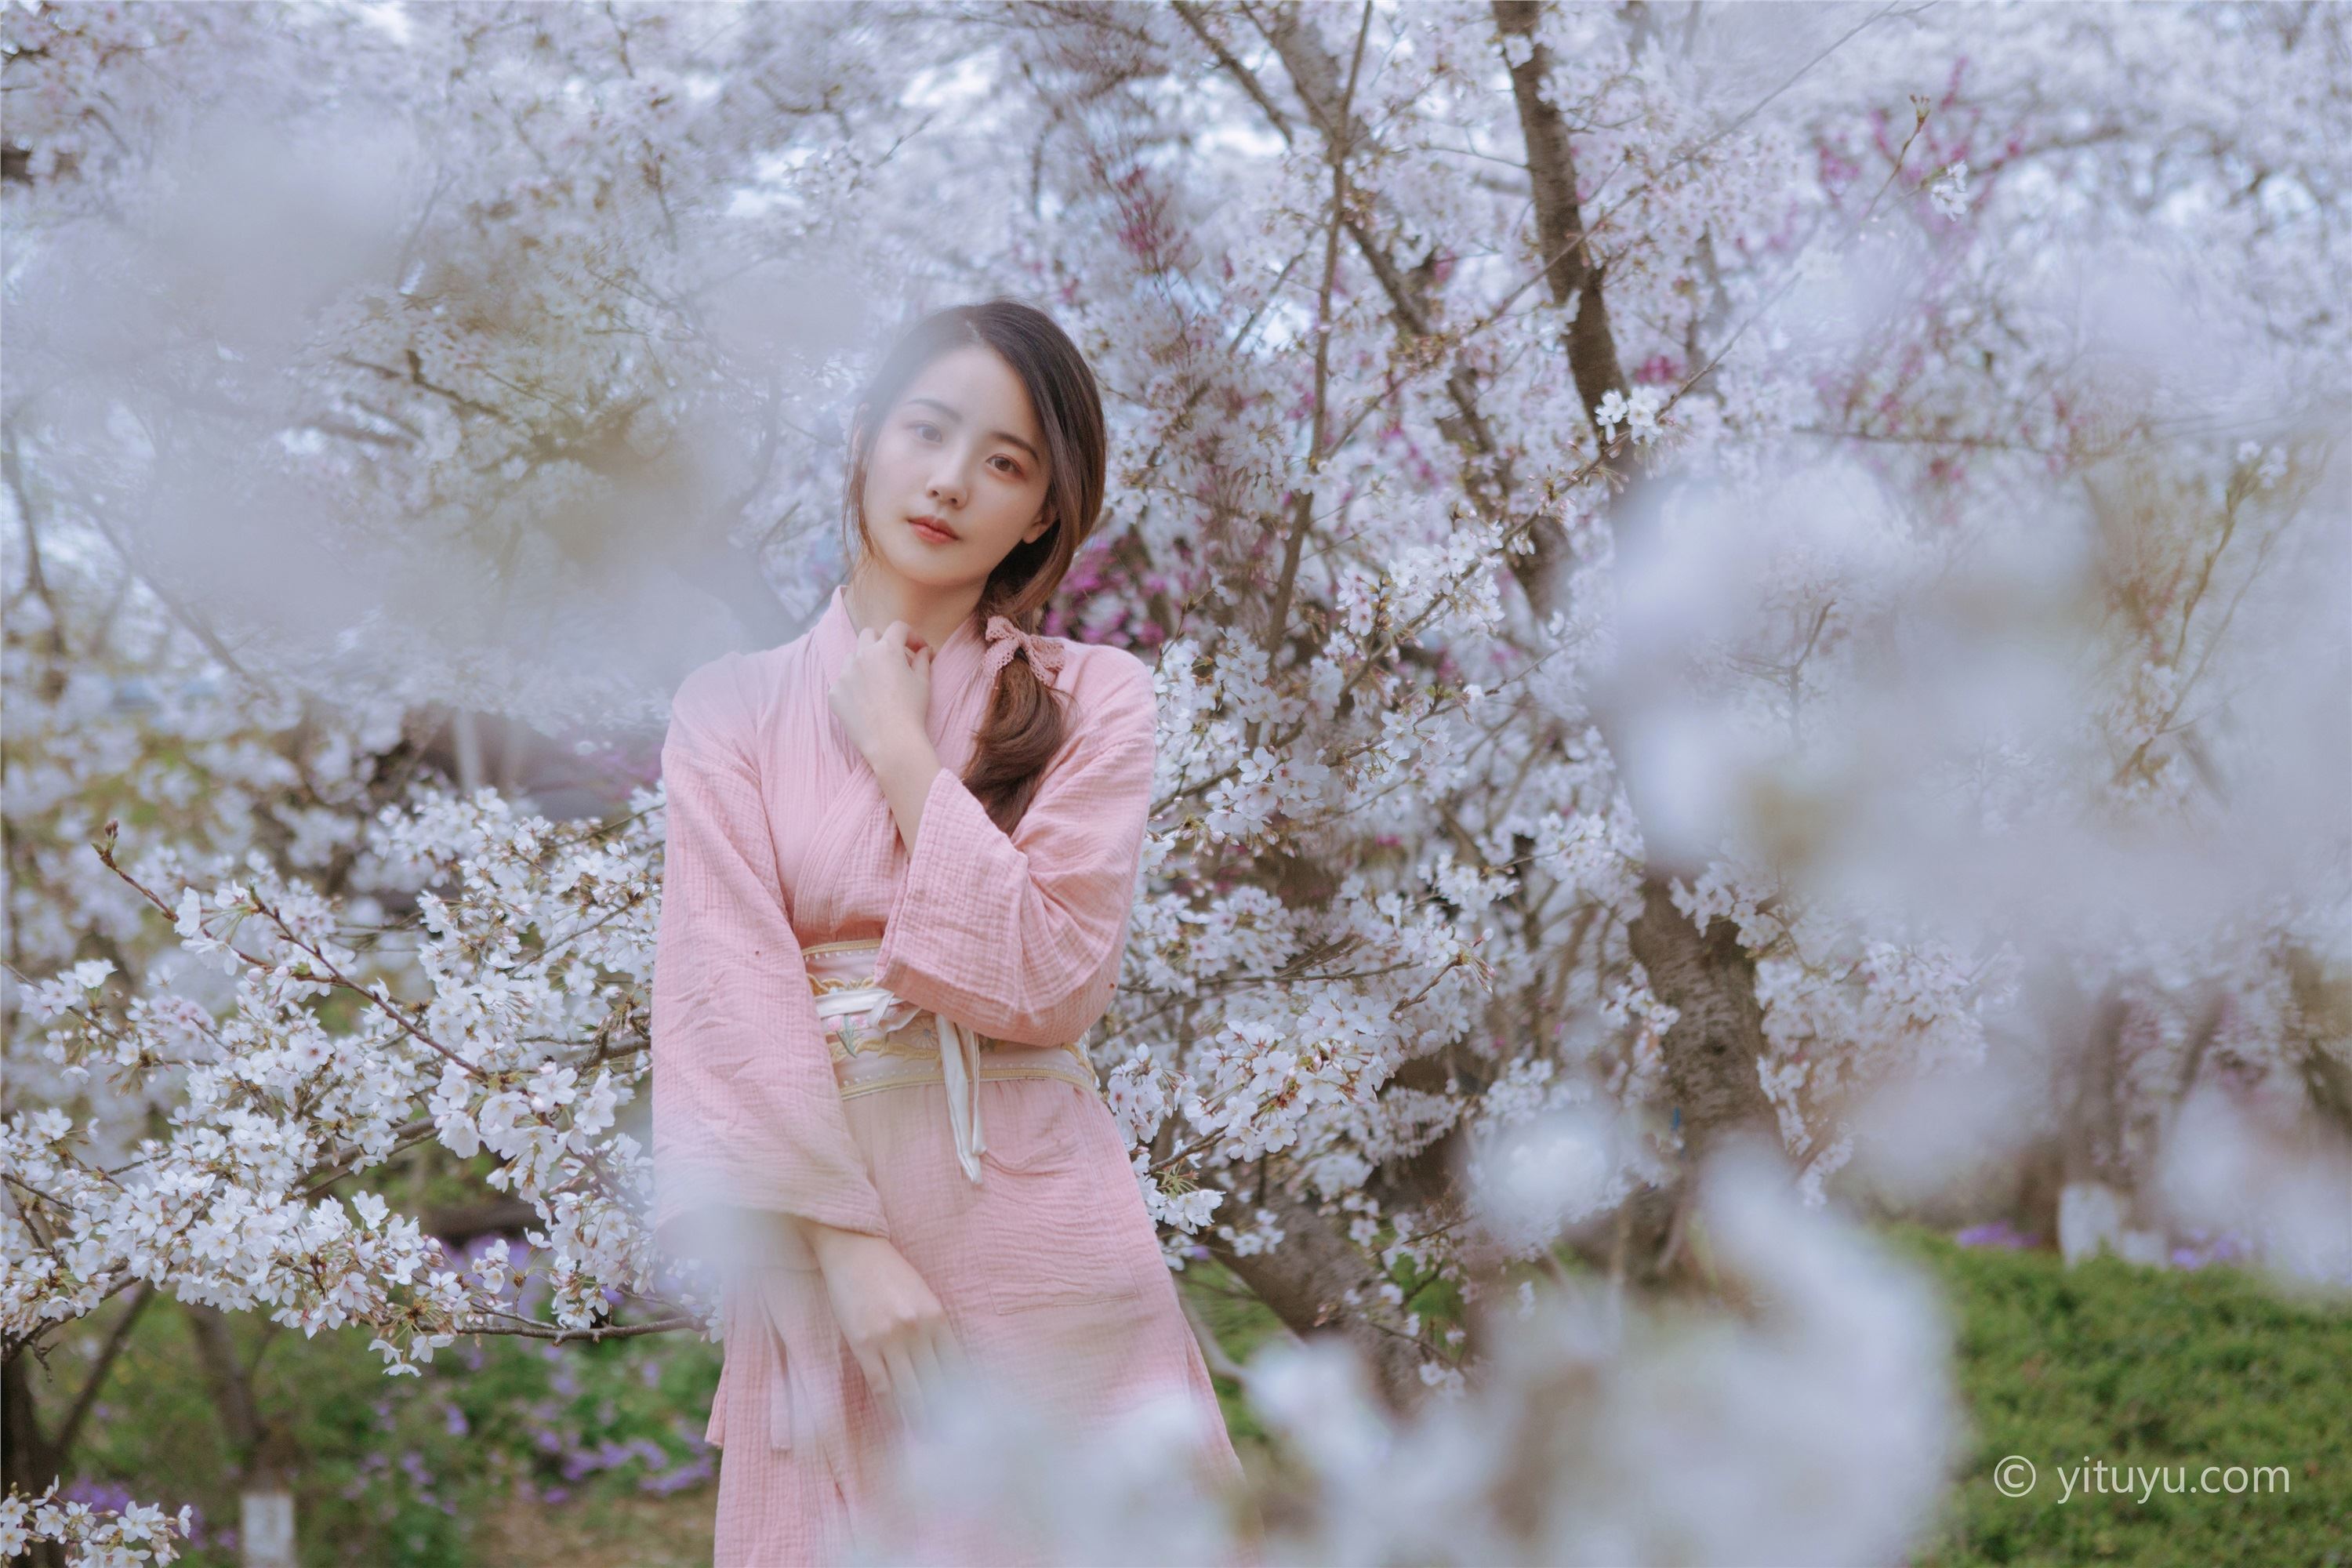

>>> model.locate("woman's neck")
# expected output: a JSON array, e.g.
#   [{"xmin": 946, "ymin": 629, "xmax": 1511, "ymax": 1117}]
[{"xmin": 842, "ymin": 567, "xmax": 983, "ymax": 655}]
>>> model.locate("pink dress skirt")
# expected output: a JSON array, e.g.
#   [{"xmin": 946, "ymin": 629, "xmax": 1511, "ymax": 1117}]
[{"xmin": 706, "ymin": 940, "xmax": 1245, "ymax": 1565}]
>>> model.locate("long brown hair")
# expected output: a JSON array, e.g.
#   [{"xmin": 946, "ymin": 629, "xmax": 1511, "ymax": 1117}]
[{"xmin": 840, "ymin": 299, "xmax": 1107, "ymax": 833}]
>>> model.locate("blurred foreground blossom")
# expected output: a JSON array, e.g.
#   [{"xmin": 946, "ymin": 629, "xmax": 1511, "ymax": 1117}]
[
  {"xmin": 2156, "ymin": 1088, "xmax": 2352, "ymax": 1296},
  {"xmin": 849, "ymin": 1143, "xmax": 1955, "ymax": 1567}
]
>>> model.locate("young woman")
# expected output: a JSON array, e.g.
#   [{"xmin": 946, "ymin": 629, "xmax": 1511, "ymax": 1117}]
[{"xmin": 648, "ymin": 299, "xmax": 1244, "ymax": 1563}]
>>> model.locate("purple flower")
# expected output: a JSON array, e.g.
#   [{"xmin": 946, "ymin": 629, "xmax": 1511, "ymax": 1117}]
[
  {"xmin": 2167, "ymin": 1229, "xmax": 2252, "ymax": 1270},
  {"xmin": 641, "ymin": 1455, "xmax": 714, "ymax": 1496},
  {"xmin": 1955, "ymin": 1221, "xmax": 2038, "ymax": 1250},
  {"xmin": 62, "ymin": 1479, "xmax": 137, "ymax": 1513}
]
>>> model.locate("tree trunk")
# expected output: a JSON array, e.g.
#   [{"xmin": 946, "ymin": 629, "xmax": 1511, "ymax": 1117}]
[
  {"xmin": 1493, "ymin": 0, "xmax": 1782, "ymax": 1275},
  {"xmin": 1204, "ymin": 1173, "xmax": 1432, "ymax": 1415},
  {"xmin": 2, "ymin": 1353, "xmax": 67, "ymax": 1568},
  {"xmin": 5, "ymin": 1286, "xmax": 154, "ymax": 1568},
  {"xmin": 185, "ymin": 1304, "xmax": 298, "ymax": 1568},
  {"xmin": 1169, "ymin": 0, "xmax": 1789, "ymax": 1374}
]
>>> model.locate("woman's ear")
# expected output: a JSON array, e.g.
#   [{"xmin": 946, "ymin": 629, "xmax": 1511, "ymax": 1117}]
[{"xmin": 1021, "ymin": 509, "xmax": 1053, "ymax": 546}]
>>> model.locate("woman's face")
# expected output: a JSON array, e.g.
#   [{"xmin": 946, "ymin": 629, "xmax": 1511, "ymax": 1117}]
[{"xmin": 857, "ymin": 343, "xmax": 1053, "ymax": 590}]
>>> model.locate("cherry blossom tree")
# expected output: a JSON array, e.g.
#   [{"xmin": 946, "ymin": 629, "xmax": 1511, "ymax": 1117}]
[{"xmin": 6, "ymin": 1, "xmax": 2347, "ymax": 1561}]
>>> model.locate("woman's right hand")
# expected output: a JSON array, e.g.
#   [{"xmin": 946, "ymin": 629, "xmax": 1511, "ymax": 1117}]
[{"xmin": 797, "ymin": 1221, "xmax": 964, "ymax": 1432}]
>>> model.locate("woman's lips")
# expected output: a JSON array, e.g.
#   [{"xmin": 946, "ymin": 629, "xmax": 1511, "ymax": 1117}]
[{"xmin": 909, "ymin": 516, "xmax": 957, "ymax": 544}]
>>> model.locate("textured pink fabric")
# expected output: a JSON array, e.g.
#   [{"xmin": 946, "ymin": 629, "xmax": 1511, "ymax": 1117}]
[{"xmin": 650, "ymin": 586, "xmax": 1241, "ymax": 1564}]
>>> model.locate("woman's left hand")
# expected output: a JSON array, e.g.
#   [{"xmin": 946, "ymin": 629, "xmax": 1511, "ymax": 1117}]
[{"xmin": 827, "ymin": 619, "xmax": 933, "ymax": 767}]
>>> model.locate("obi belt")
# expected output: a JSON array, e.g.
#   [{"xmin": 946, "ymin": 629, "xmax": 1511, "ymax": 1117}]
[{"xmin": 802, "ymin": 937, "xmax": 1098, "ymax": 1185}]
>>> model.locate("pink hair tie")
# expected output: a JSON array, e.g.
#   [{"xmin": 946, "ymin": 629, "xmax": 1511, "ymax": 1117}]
[{"xmin": 981, "ymin": 613, "xmax": 1066, "ymax": 682}]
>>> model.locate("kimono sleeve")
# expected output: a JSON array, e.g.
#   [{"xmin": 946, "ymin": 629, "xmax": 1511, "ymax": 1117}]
[
  {"xmin": 872, "ymin": 648, "xmax": 1158, "ymax": 1047},
  {"xmin": 648, "ymin": 653, "xmax": 891, "ymax": 1258}
]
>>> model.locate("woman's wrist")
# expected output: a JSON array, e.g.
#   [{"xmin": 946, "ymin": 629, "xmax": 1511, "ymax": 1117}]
[
  {"xmin": 793, "ymin": 1214, "xmax": 889, "ymax": 1267},
  {"xmin": 862, "ymin": 720, "xmax": 937, "ymax": 780},
  {"xmin": 863, "ymin": 726, "xmax": 942, "ymax": 848}
]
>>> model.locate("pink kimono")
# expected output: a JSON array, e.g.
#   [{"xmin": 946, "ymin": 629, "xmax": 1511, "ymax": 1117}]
[{"xmin": 650, "ymin": 584, "xmax": 1243, "ymax": 1564}]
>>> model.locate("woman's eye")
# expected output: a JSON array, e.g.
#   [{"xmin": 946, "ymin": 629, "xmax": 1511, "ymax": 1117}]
[
  {"xmin": 910, "ymin": 421, "xmax": 941, "ymax": 441},
  {"xmin": 989, "ymin": 455, "xmax": 1022, "ymax": 477}
]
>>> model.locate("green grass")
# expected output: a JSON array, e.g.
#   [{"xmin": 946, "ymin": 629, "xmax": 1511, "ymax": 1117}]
[{"xmin": 1897, "ymin": 1230, "xmax": 2352, "ymax": 1567}]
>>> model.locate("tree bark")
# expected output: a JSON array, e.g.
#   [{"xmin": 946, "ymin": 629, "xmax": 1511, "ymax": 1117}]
[
  {"xmin": 1494, "ymin": 1, "xmax": 1631, "ymax": 434},
  {"xmin": 1624, "ymin": 880, "xmax": 1780, "ymax": 1161}
]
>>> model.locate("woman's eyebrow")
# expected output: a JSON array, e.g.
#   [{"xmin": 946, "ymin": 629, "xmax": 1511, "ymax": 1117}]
[{"xmin": 905, "ymin": 395, "xmax": 1042, "ymax": 464}]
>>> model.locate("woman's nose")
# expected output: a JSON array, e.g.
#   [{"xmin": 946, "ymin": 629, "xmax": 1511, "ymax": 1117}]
[{"xmin": 925, "ymin": 466, "xmax": 967, "ymax": 509}]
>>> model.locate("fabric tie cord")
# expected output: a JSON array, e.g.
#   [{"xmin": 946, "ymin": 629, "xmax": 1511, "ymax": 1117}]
[{"xmin": 809, "ymin": 982, "xmax": 989, "ymax": 1184}]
